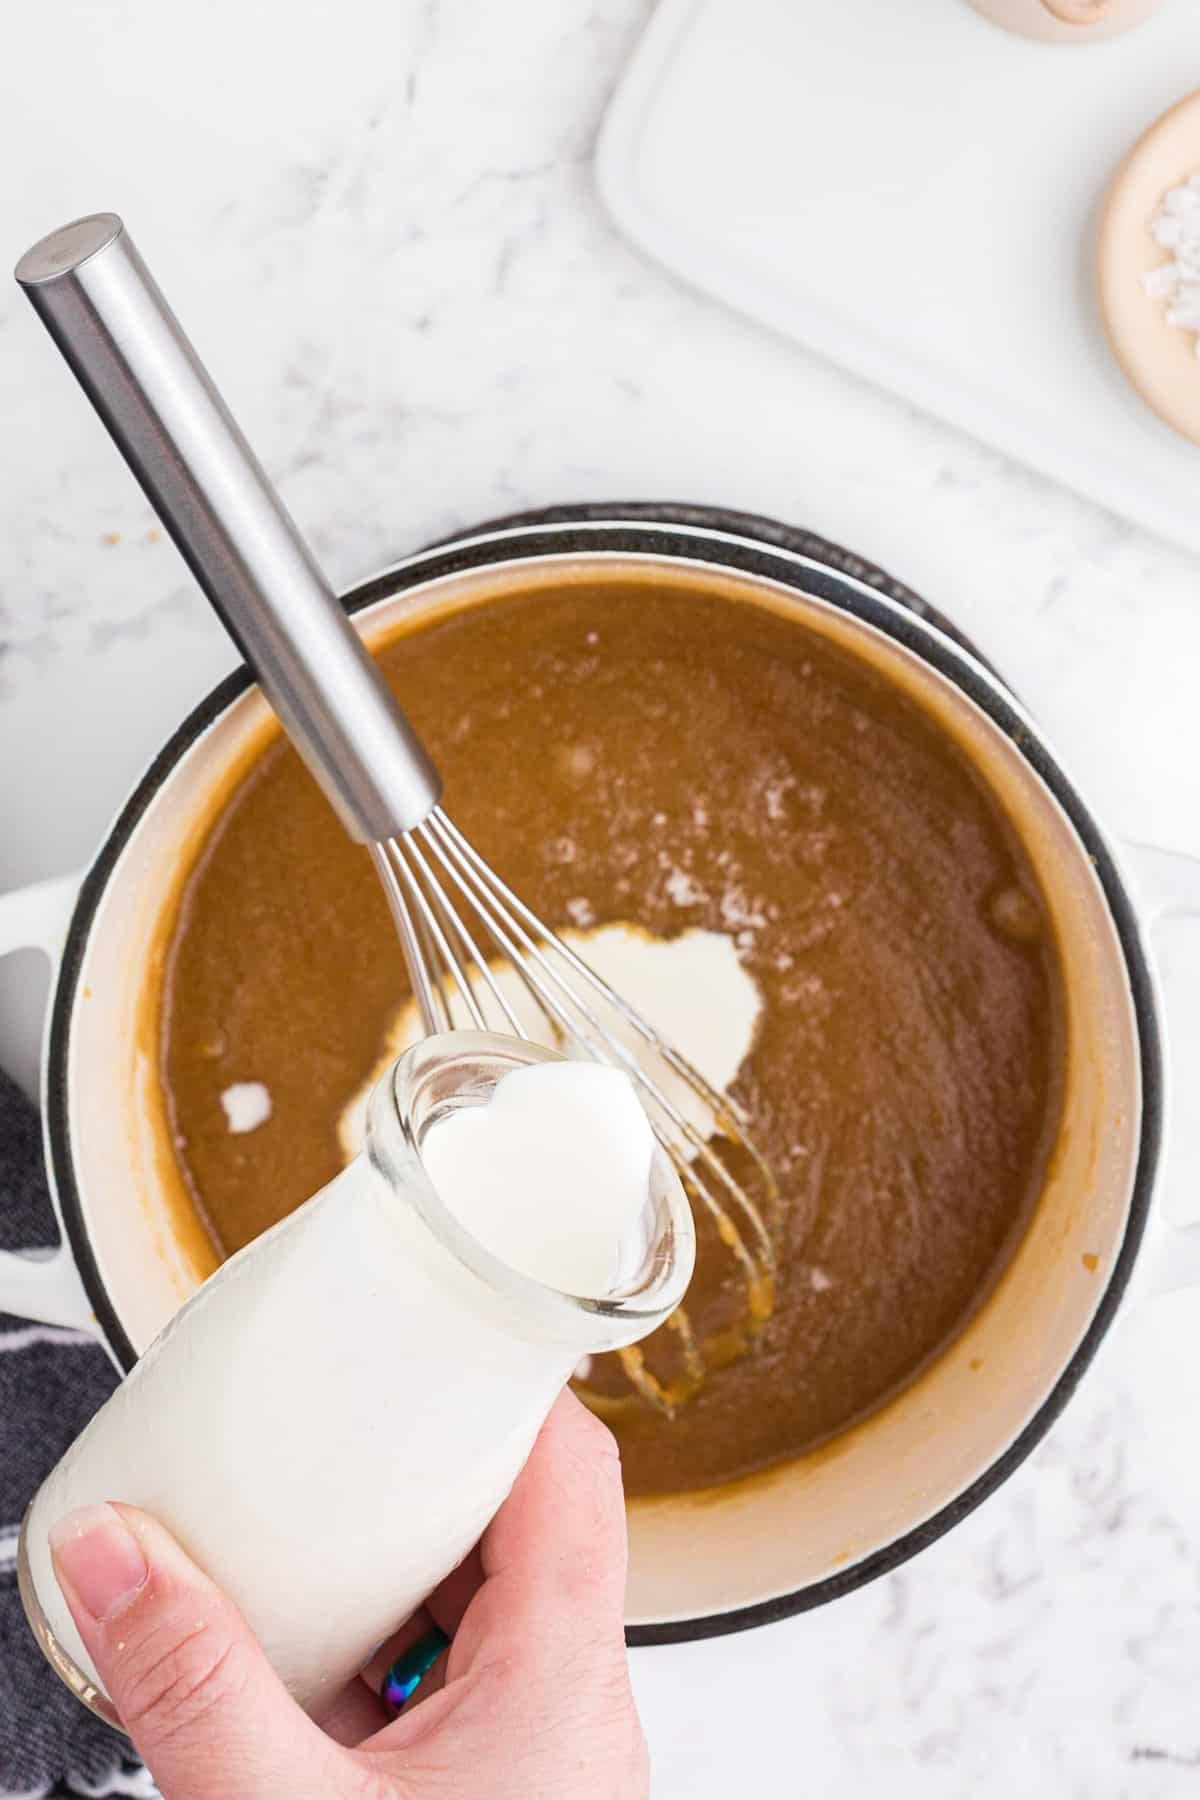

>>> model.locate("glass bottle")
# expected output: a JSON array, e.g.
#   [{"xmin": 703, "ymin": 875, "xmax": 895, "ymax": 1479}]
[{"xmin": 19, "ymin": 1032, "xmax": 693, "ymax": 1725}]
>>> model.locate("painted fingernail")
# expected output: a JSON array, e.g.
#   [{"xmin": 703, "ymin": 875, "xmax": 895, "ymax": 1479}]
[
  {"xmin": 50, "ymin": 1504, "xmax": 148, "ymax": 1622},
  {"xmin": 381, "ymin": 1626, "xmax": 451, "ymax": 1715}
]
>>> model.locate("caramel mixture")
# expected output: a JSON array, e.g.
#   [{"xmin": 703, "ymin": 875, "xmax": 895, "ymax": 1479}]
[{"xmin": 160, "ymin": 575, "xmax": 1064, "ymax": 1497}]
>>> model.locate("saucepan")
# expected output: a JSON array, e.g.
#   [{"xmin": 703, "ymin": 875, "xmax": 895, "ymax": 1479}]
[{"xmin": 1, "ymin": 502, "xmax": 1197, "ymax": 1644}]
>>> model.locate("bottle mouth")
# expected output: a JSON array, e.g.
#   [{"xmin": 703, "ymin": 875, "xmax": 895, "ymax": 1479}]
[{"xmin": 366, "ymin": 1030, "xmax": 696, "ymax": 1352}]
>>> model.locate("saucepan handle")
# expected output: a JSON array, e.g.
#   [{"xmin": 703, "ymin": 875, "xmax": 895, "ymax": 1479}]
[
  {"xmin": 1120, "ymin": 841, "xmax": 1200, "ymax": 1298},
  {"xmin": 0, "ymin": 874, "xmax": 96, "ymax": 1333}
]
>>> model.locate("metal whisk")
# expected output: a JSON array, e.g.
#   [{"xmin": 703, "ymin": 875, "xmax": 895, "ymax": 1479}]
[
  {"xmin": 17, "ymin": 214, "xmax": 777, "ymax": 1412},
  {"xmin": 375, "ymin": 812, "xmax": 777, "ymax": 1410}
]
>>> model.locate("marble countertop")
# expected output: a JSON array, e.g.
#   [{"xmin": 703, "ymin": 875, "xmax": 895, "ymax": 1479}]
[{"xmin": 3, "ymin": 2, "xmax": 1200, "ymax": 1793}]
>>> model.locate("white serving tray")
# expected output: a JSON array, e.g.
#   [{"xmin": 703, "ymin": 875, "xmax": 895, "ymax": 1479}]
[{"xmin": 597, "ymin": 0, "xmax": 1200, "ymax": 557}]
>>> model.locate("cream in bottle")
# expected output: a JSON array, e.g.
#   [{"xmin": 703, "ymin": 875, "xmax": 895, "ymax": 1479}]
[{"xmin": 20, "ymin": 1032, "xmax": 694, "ymax": 1722}]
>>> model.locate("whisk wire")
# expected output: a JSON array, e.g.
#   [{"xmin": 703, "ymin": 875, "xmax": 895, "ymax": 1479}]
[
  {"xmin": 402, "ymin": 812, "xmax": 777, "ymax": 1275},
  {"xmin": 393, "ymin": 834, "xmax": 525, "ymax": 1040},
  {"xmin": 370, "ymin": 843, "xmax": 444, "ymax": 1036},
  {"xmin": 422, "ymin": 819, "xmax": 706, "ymax": 1139},
  {"xmin": 431, "ymin": 811, "xmax": 757, "ymax": 1133},
  {"xmin": 412, "ymin": 819, "xmax": 572, "ymax": 1040},
  {"xmin": 377, "ymin": 806, "xmax": 779, "ymax": 1416}
]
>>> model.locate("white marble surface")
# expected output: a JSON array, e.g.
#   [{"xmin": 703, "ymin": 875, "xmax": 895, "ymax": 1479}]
[{"xmin": 3, "ymin": 2, "xmax": 1200, "ymax": 1793}]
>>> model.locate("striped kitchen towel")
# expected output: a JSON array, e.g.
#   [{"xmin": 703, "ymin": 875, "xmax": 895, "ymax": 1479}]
[{"xmin": 0, "ymin": 1067, "xmax": 157, "ymax": 1800}]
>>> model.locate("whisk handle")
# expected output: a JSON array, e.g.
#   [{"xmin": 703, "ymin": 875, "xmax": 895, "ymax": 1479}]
[{"xmin": 15, "ymin": 214, "xmax": 441, "ymax": 842}]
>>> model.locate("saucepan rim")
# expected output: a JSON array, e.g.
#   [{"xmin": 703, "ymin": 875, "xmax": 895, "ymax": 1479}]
[{"xmin": 40, "ymin": 503, "xmax": 1162, "ymax": 1645}]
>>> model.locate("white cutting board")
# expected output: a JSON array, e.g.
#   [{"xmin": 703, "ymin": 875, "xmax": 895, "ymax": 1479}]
[{"xmin": 597, "ymin": 0, "xmax": 1200, "ymax": 556}]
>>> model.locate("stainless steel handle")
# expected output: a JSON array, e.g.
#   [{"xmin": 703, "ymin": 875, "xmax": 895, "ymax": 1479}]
[{"xmin": 15, "ymin": 213, "xmax": 440, "ymax": 842}]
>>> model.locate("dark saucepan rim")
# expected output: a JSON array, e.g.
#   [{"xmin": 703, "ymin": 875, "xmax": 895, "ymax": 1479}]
[{"xmin": 43, "ymin": 503, "xmax": 1161, "ymax": 1648}]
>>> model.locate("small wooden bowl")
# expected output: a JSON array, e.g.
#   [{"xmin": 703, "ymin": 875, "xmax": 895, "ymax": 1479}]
[{"xmin": 1097, "ymin": 90, "xmax": 1200, "ymax": 447}]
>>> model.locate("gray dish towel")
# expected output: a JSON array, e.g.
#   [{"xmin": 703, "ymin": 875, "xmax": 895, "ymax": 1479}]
[{"xmin": 0, "ymin": 1067, "xmax": 156, "ymax": 1799}]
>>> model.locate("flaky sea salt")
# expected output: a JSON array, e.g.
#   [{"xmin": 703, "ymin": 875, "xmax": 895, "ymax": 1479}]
[
  {"xmin": 762, "ymin": 775, "xmax": 796, "ymax": 822},
  {"xmin": 664, "ymin": 867, "xmax": 706, "ymax": 907},
  {"xmin": 719, "ymin": 886, "xmax": 768, "ymax": 932},
  {"xmin": 1143, "ymin": 170, "xmax": 1200, "ymax": 356}
]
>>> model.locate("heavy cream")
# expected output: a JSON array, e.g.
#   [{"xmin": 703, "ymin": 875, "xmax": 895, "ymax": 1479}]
[
  {"xmin": 22, "ymin": 1038, "xmax": 692, "ymax": 1718},
  {"xmin": 423, "ymin": 1061, "xmax": 657, "ymax": 1295}
]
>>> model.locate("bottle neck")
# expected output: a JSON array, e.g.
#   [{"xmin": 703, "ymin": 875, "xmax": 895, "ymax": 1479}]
[{"xmin": 364, "ymin": 1030, "xmax": 695, "ymax": 1356}]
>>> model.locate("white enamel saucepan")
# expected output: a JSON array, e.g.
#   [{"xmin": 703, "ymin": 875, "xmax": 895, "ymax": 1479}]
[{"xmin": 1, "ymin": 501, "xmax": 1198, "ymax": 1644}]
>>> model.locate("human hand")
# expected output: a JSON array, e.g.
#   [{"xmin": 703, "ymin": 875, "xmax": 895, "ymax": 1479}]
[{"xmin": 48, "ymin": 1391, "xmax": 648, "ymax": 1799}]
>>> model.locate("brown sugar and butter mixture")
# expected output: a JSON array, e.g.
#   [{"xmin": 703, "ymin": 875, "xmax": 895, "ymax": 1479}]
[{"xmin": 159, "ymin": 574, "xmax": 1065, "ymax": 1498}]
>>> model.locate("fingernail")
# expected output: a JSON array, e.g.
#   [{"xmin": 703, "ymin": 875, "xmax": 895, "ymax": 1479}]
[{"xmin": 50, "ymin": 1504, "xmax": 148, "ymax": 1622}]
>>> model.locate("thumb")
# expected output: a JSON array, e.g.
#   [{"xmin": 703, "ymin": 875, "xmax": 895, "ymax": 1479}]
[{"xmin": 50, "ymin": 1503, "xmax": 345, "ymax": 1800}]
